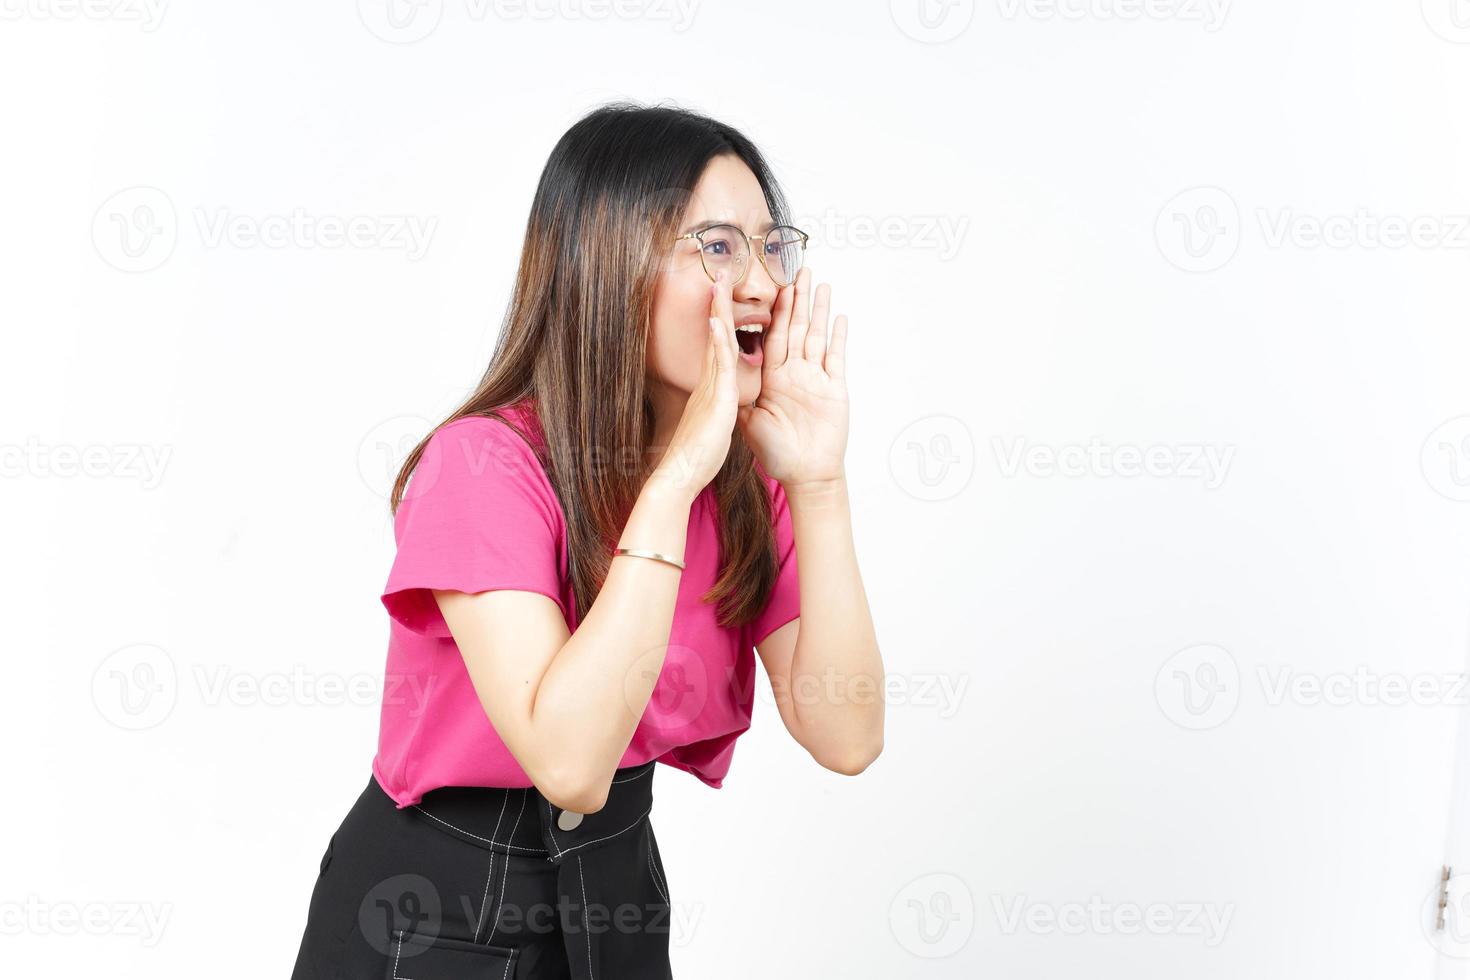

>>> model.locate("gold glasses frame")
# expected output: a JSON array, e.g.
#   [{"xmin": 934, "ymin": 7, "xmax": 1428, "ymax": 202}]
[{"xmin": 674, "ymin": 222, "xmax": 810, "ymax": 288}]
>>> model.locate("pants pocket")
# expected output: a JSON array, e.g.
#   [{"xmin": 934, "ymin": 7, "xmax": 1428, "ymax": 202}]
[
  {"xmin": 385, "ymin": 928, "xmax": 519, "ymax": 980},
  {"xmin": 644, "ymin": 828, "xmax": 670, "ymax": 910}
]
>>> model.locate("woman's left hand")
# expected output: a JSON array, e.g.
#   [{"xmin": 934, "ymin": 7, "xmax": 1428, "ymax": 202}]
[{"xmin": 736, "ymin": 267, "xmax": 850, "ymax": 489}]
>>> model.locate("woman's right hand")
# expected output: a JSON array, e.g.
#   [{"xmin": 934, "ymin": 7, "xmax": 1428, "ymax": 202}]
[{"xmin": 654, "ymin": 269, "xmax": 741, "ymax": 500}]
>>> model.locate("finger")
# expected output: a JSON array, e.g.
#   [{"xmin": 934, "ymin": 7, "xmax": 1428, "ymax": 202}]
[
  {"xmin": 805, "ymin": 281, "xmax": 831, "ymax": 363},
  {"xmin": 825, "ymin": 314, "xmax": 848, "ymax": 382},
  {"xmin": 786, "ymin": 267, "xmax": 812, "ymax": 361},
  {"xmin": 710, "ymin": 316, "xmax": 737, "ymax": 399},
  {"xmin": 700, "ymin": 314, "xmax": 719, "ymax": 388},
  {"xmin": 765, "ymin": 280, "xmax": 794, "ymax": 369},
  {"xmin": 710, "ymin": 268, "xmax": 736, "ymax": 337}
]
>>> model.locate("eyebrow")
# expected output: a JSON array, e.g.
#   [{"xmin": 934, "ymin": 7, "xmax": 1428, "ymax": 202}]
[{"xmin": 681, "ymin": 218, "xmax": 780, "ymax": 236}]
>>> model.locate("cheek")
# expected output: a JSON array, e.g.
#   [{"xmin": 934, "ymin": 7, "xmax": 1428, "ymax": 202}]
[{"xmin": 647, "ymin": 273, "xmax": 712, "ymax": 387}]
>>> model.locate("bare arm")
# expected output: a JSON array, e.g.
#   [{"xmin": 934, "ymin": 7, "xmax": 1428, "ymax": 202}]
[
  {"xmin": 434, "ymin": 469, "xmax": 696, "ymax": 815},
  {"xmin": 756, "ymin": 475, "xmax": 884, "ymax": 775},
  {"xmin": 434, "ymin": 291, "xmax": 741, "ymax": 815}
]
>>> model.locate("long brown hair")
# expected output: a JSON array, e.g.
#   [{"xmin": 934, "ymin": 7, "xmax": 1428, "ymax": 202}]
[{"xmin": 389, "ymin": 101, "xmax": 791, "ymax": 629}]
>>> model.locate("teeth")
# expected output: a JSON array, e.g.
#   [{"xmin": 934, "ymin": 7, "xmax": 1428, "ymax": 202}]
[{"xmin": 736, "ymin": 324, "xmax": 764, "ymax": 333}]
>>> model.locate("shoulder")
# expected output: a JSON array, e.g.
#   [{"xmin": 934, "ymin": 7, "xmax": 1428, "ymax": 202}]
[
  {"xmin": 428, "ymin": 408, "xmax": 544, "ymax": 471},
  {"xmin": 435, "ymin": 401, "xmax": 542, "ymax": 449},
  {"xmin": 402, "ymin": 408, "xmax": 556, "ymax": 511}
]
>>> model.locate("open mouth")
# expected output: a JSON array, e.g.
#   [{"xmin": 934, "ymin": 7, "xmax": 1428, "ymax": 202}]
[{"xmin": 735, "ymin": 324, "xmax": 764, "ymax": 357}]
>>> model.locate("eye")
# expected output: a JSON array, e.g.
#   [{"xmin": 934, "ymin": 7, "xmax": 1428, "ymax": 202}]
[{"xmin": 698, "ymin": 226, "xmax": 743, "ymax": 258}]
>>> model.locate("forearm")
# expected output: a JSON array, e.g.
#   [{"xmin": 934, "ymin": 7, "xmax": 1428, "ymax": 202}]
[
  {"xmin": 528, "ymin": 470, "xmax": 694, "ymax": 808},
  {"xmin": 783, "ymin": 475, "xmax": 885, "ymax": 769}
]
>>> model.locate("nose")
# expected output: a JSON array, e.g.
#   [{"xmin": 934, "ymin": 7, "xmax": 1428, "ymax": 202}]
[{"xmin": 733, "ymin": 253, "xmax": 779, "ymax": 308}]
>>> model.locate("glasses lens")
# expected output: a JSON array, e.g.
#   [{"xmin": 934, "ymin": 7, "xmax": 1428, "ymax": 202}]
[
  {"xmin": 764, "ymin": 226, "xmax": 805, "ymax": 286},
  {"xmin": 697, "ymin": 224, "xmax": 749, "ymax": 284}
]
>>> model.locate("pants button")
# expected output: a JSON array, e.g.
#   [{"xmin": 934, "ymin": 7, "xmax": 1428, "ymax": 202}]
[{"xmin": 557, "ymin": 809, "xmax": 584, "ymax": 831}]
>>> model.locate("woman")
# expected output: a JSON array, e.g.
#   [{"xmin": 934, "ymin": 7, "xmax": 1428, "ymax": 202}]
[{"xmin": 290, "ymin": 101, "xmax": 885, "ymax": 979}]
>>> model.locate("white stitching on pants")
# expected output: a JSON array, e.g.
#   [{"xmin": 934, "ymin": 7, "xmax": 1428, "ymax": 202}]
[
  {"xmin": 646, "ymin": 829, "xmax": 669, "ymax": 902},
  {"xmin": 544, "ymin": 805, "xmax": 654, "ymax": 861},
  {"xmin": 576, "ymin": 854, "xmax": 595, "ymax": 980},
  {"xmin": 472, "ymin": 854, "xmax": 498, "ymax": 945},
  {"xmin": 611, "ymin": 762, "xmax": 656, "ymax": 784},
  {"xmin": 543, "ymin": 797, "xmax": 561, "ymax": 856},
  {"xmin": 486, "ymin": 789, "xmax": 528, "ymax": 946},
  {"xmin": 645, "ymin": 833, "xmax": 669, "ymax": 905},
  {"xmin": 647, "ymin": 831, "xmax": 670, "ymax": 905},
  {"xmin": 393, "ymin": 928, "xmax": 513, "ymax": 980},
  {"xmin": 412, "ymin": 805, "xmax": 549, "ymax": 853},
  {"xmin": 471, "ymin": 792, "xmax": 511, "ymax": 943}
]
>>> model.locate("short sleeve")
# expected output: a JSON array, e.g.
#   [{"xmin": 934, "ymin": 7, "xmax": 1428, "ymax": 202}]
[
  {"xmin": 749, "ymin": 479, "xmax": 800, "ymax": 647},
  {"xmin": 381, "ymin": 416, "xmax": 569, "ymax": 638}
]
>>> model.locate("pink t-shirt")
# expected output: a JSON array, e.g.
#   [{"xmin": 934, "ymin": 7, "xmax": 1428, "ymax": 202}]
[{"xmin": 371, "ymin": 398, "xmax": 800, "ymax": 808}]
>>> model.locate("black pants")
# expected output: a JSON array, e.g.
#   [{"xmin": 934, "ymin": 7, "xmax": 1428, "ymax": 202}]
[{"xmin": 291, "ymin": 761, "xmax": 673, "ymax": 979}]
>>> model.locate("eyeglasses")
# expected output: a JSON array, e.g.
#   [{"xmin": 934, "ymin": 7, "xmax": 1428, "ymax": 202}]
[{"xmin": 674, "ymin": 223, "xmax": 809, "ymax": 288}]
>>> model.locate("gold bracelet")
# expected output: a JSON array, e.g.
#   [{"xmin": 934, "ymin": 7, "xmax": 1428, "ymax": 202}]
[{"xmin": 612, "ymin": 547, "xmax": 685, "ymax": 571}]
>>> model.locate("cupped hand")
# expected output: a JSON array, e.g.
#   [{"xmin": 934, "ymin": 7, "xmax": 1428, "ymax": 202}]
[
  {"xmin": 655, "ymin": 271, "xmax": 742, "ymax": 500},
  {"xmin": 733, "ymin": 266, "xmax": 850, "ymax": 489}
]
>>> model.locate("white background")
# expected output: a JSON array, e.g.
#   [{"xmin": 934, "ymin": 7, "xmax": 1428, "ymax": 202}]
[{"xmin": 5, "ymin": 0, "xmax": 1470, "ymax": 977}]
